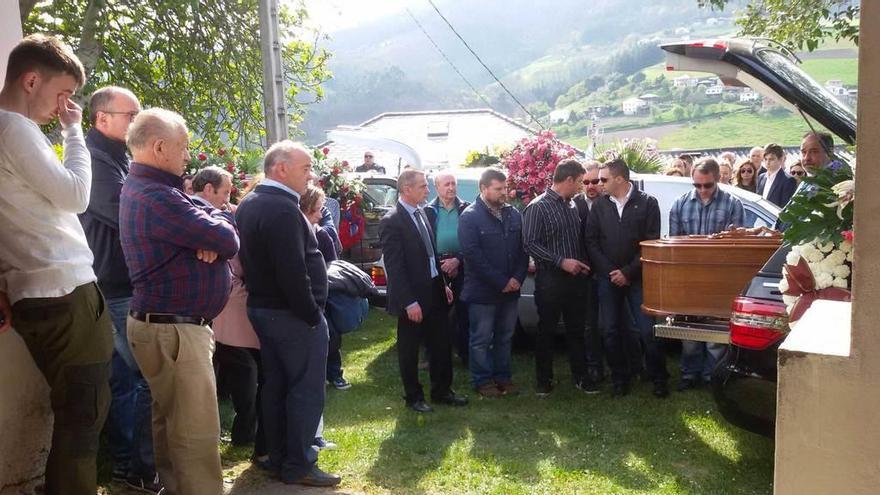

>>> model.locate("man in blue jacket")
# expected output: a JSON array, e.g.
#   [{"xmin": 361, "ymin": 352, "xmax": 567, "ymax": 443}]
[
  {"xmin": 458, "ymin": 169, "xmax": 528, "ymax": 397},
  {"xmin": 79, "ymin": 86, "xmax": 160, "ymax": 493}
]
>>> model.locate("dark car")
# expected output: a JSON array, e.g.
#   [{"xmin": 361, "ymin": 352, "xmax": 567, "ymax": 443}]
[{"xmin": 659, "ymin": 38, "xmax": 857, "ymax": 437}]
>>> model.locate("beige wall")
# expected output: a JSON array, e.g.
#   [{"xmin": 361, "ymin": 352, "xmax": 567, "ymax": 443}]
[
  {"xmin": 0, "ymin": 0, "xmax": 22, "ymax": 89},
  {"xmin": 774, "ymin": 1, "xmax": 880, "ymax": 493}
]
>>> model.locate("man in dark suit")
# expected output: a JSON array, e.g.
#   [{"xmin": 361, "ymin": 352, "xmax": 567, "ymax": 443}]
[
  {"xmin": 236, "ymin": 141, "xmax": 341, "ymax": 487},
  {"xmin": 757, "ymin": 143, "xmax": 797, "ymax": 208},
  {"xmin": 379, "ymin": 169, "xmax": 468, "ymax": 413}
]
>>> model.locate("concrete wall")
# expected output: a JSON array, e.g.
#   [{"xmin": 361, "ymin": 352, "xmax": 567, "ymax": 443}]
[
  {"xmin": 773, "ymin": 1, "xmax": 880, "ymax": 493},
  {"xmin": 0, "ymin": 5, "xmax": 54, "ymax": 494}
]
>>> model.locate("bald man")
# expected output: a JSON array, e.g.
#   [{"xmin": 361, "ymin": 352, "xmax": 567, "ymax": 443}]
[
  {"xmin": 236, "ymin": 141, "xmax": 341, "ymax": 487},
  {"xmin": 120, "ymin": 108, "xmax": 239, "ymax": 495},
  {"xmin": 425, "ymin": 172, "xmax": 471, "ymax": 363}
]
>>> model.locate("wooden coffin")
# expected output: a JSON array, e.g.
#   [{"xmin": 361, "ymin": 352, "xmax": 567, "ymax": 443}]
[{"xmin": 641, "ymin": 234, "xmax": 782, "ymax": 318}]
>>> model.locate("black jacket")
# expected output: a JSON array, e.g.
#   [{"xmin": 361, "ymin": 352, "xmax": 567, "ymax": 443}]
[
  {"xmin": 236, "ymin": 184, "xmax": 328, "ymax": 326},
  {"xmin": 78, "ymin": 129, "xmax": 132, "ymax": 298},
  {"xmin": 379, "ymin": 202, "xmax": 447, "ymax": 316},
  {"xmin": 757, "ymin": 171, "xmax": 797, "ymax": 208},
  {"xmin": 584, "ymin": 185, "xmax": 661, "ymax": 283}
]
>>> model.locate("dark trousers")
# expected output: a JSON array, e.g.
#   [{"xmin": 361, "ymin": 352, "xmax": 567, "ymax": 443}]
[
  {"xmin": 12, "ymin": 282, "xmax": 113, "ymax": 495},
  {"xmin": 397, "ymin": 277, "xmax": 453, "ymax": 403},
  {"xmin": 247, "ymin": 308, "xmax": 328, "ymax": 481},
  {"xmin": 584, "ymin": 276, "xmax": 604, "ymax": 371},
  {"xmin": 326, "ymin": 318, "xmax": 344, "ymax": 382},
  {"xmin": 597, "ymin": 277, "xmax": 669, "ymax": 386},
  {"xmin": 449, "ymin": 271, "xmax": 470, "ymax": 361},
  {"xmin": 534, "ymin": 269, "xmax": 590, "ymax": 386},
  {"xmin": 214, "ymin": 342, "xmax": 264, "ymax": 448}
]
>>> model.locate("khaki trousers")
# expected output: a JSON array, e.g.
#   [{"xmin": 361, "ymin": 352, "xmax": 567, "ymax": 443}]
[{"xmin": 127, "ymin": 317, "xmax": 222, "ymax": 495}]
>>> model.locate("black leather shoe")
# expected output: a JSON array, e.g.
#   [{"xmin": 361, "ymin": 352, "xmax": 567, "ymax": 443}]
[
  {"xmin": 677, "ymin": 378, "xmax": 700, "ymax": 392},
  {"xmin": 285, "ymin": 466, "xmax": 342, "ymax": 487},
  {"xmin": 611, "ymin": 383, "xmax": 630, "ymax": 397},
  {"xmin": 407, "ymin": 400, "xmax": 434, "ymax": 413},
  {"xmin": 431, "ymin": 392, "xmax": 469, "ymax": 406},
  {"xmin": 653, "ymin": 382, "xmax": 670, "ymax": 398}
]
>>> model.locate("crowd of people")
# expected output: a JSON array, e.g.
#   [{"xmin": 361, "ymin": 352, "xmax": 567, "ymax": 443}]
[{"xmin": 0, "ymin": 34, "xmax": 840, "ymax": 495}]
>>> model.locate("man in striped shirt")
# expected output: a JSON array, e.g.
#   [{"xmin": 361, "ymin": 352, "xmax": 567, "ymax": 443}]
[{"xmin": 523, "ymin": 159, "xmax": 596, "ymax": 397}]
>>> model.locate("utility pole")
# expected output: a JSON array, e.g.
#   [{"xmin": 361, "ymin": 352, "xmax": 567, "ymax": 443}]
[{"xmin": 258, "ymin": 0, "xmax": 288, "ymax": 145}]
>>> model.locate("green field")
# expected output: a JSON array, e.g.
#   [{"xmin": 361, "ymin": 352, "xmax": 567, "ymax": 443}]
[{"xmin": 658, "ymin": 111, "xmax": 832, "ymax": 149}]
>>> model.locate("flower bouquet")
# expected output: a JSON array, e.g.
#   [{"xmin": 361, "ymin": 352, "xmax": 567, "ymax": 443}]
[
  {"xmin": 187, "ymin": 147, "xmax": 255, "ymax": 203},
  {"xmin": 502, "ymin": 130, "xmax": 577, "ymax": 208},
  {"xmin": 311, "ymin": 147, "xmax": 367, "ymax": 250},
  {"xmin": 776, "ymin": 161, "xmax": 854, "ymax": 326}
]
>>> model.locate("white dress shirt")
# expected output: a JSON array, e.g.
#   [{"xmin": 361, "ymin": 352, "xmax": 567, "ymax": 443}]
[
  {"xmin": 762, "ymin": 169, "xmax": 780, "ymax": 200},
  {"xmin": 609, "ymin": 182, "xmax": 634, "ymax": 218}
]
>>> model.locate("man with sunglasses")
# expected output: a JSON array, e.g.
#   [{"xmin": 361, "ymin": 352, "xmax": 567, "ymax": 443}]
[
  {"xmin": 668, "ymin": 158, "xmax": 744, "ymax": 392},
  {"xmin": 355, "ymin": 150, "xmax": 386, "ymax": 174},
  {"xmin": 80, "ymin": 86, "xmax": 161, "ymax": 492}
]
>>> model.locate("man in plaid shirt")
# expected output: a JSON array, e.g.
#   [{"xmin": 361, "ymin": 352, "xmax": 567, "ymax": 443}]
[
  {"xmin": 668, "ymin": 158, "xmax": 744, "ymax": 393},
  {"xmin": 119, "ymin": 108, "xmax": 239, "ymax": 495}
]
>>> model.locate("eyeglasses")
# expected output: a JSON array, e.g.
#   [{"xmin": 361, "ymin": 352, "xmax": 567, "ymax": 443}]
[
  {"xmin": 693, "ymin": 182, "xmax": 716, "ymax": 190},
  {"xmin": 364, "ymin": 155, "xmax": 373, "ymax": 158},
  {"xmin": 584, "ymin": 179, "xmax": 602, "ymax": 185},
  {"xmin": 740, "ymin": 168, "xmax": 755, "ymax": 174},
  {"xmin": 101, "ymin": 110, "xmax": 139, "ymax": 121},
  {"xmin": 791, "ymin": 170, "xmax": 805, "ymax": 176}
]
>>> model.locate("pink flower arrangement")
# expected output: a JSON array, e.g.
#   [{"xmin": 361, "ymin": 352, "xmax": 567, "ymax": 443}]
[{"xmin": 502, "ymin": 130, "xmax": 576, "ymax": 207}]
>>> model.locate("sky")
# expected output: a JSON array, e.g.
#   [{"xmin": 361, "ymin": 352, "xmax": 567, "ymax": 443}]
[{"xmin": 298, "ymin": 0, "xmax": 420, "ymax": 33}]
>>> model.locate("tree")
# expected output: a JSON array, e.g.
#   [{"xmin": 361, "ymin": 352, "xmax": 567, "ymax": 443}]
[
  {"xmin": 21, "ymin": 0, "xmax": 331, "ymax": 148},
  {"xmin": 699, "ymin": 0, "xmax": 859, "ymax": 51}
]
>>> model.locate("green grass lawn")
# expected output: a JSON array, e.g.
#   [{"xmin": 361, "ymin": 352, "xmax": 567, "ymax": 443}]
[
  {"xmin": 210, "ymin": 309, "xmax": 776, "ymax": 494},
  {"xmin": 658, "ymin": 111, "xmax": 833, "ymax": 149}
]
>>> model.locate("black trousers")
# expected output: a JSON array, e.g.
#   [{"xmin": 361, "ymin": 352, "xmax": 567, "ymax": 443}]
[
  {"xmin": 214, "ymin": 342, "xmax": 264, "ymax": 450},
  {"xmin": 397, "ymin": 277, "xmax": 454, "ymax": 403},
  {"xmin": 534, "ymin": 269, "xmax": 591, "ymax": 386}
]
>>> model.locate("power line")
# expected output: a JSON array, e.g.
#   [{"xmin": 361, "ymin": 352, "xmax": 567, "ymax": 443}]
[
  {"xmin": 424, "ymin": 0, "xmax": 545, "ymax": 129},
  {"xmin": 405, "ymin": 8, "xmax": 495, "ymax": 110}
]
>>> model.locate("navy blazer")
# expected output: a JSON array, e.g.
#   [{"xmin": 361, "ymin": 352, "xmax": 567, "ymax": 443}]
[
  {"xmin": 757, "ymin": 171, "xmax": 797, "ymax": 208},
  {"xmin": 379, "ymin": 202, "xmax": 447, "ymax": 316}
]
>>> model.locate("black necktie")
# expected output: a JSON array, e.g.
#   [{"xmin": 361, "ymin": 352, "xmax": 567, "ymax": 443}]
[{"xmin": 412, "ymin": 209, "xmax": 436, "ymax": 260}]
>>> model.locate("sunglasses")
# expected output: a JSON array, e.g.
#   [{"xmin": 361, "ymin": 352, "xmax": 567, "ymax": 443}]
[
  {"xmin": 740, "ymin": 168, "xmax": 755, "ymax": 174},
  {"xmin": 693, "ymin": 182, "xmax": 716, "ymax": 190},
  {"xmin": 791, "ymin": 170, "xmax": 805, "ymax": 176},
  {"xmin": 584, "ymin": 179, "xmax": 602, "ymax": 185},
  {"xmin": 599, "ymin": 177, "xmax": 609, "ymax": 183},
  {"xmin": 364, "ymin": 155, "xmax": 373, "ymax": 158}
]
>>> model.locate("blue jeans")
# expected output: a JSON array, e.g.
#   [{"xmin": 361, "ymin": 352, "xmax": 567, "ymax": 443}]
[
  {"xmin": 105, "ymin": 296, "xmax": 155, "ymax": 479},
  {"xmin": 247, "ymin": 307, "xmax": 328, "ymax": 481},
  {"xmin": 680, "ymin": 341, "xmax": 727, "ymax": 382},
  {"xmin": 596, "ymin": 278, "xmax": 669, "ymax": 386},
  {"xmin": 468, "ymin": 300, "xmax": 518, "ymax": 388}
]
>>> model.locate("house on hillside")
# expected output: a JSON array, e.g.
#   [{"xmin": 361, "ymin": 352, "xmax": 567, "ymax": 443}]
[
  {"xmin": 318, "ymin": 108, "xmax": 540, "ymax": 171},
  {"xmin": 705, "ymin": 86, "xmax": 723, "ymax": 96},
  {"xmin": 549, "ymin": 108, "xmax": 573, "ymax": 124},
  {"xmin": 622, "ymin": 97, "xmax": 648, "ymax": 115},
  {"xmin": 739, "ymin": 89, "xmax": 761, "ymax": 102},
  {"xmin": 672, "ymin": 75, "xmax": 693, "ymax": 88}
]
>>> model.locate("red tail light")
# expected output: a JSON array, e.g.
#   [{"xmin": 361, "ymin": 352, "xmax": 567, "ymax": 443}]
[
  {"xmin": 688, "ymin": 40, "xmax": 728, "ymax": 50},
  {"xmin": 729, "ymin": 297, "xmax": 788, "ymax": 350},
  {"xmin": 371, "ymin": 266, "xmax": 386, "ymax": 286}
]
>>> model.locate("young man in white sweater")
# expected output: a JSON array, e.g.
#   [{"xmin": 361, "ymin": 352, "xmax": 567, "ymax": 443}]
[{"xmin": 0, "ymin": 35, "xmax": 113, "ymax": 495}]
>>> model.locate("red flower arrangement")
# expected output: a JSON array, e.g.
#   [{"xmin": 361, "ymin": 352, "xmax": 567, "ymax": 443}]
[{"xmin": 502, "ymin": 130, "xmax": 577, "ymax": 207}]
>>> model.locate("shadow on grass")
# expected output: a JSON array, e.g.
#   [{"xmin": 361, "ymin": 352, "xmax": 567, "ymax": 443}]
[{"xmin": 339, "ymin": 311, "xmax": 773, "ymax": 494}]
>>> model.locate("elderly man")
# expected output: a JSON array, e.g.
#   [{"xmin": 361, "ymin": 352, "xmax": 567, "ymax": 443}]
[
  {"xmin": 0, "ymin": 34, "xmax": 113, "ymax": 495},
  {"xmin": 523, "ymin": 159, "xmax": 595, "ymax": 396},
  {"xmin": 585, "ymin": 159, "xmax": 668, "ymax": 398},
  {"xmin": 749, "ymin": 146, "xmax": 767, "ymax": 175},
  {"xmin": 380, "ymin": 169, "xmax": 467, "ymax": 413},
  {"xmin": 669, "ymin": 158, "xmax": 744, "ymax": 391},
  {"xmin": 80, "ymin": 86, "xmax": 160, "ymax": 493},
  {"xmin": 355, "ymin": 150, "xmax": 386, "ymax": 174},
  {"xmin": 426, "ymin": 172, "xmax": 471, "ymax": 363},
  {"xmin": 458, "ymin": 169, "xmax": 528, "ymax": 397},
  {"xmin": 192, "ymin": 165, "xmax": 233, "ymax": 209},
  {"xmin": 236, "ymin": 141, "xmax": 341, "ymax": 487},
  {"xmin": 120, "ymin": 108, "xmax": 239, "ymax": 495}
]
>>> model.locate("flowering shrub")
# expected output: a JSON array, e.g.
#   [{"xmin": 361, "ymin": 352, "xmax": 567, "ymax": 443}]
[
  {"xmin": 187, "ymin": 147, "xmax": 250, "ymax": 203},
  {"xmin": 310, "ymin": 147, "xmax": 366, "ymax": 210},
  {"xmin": 502, "ymin": 130, "xmax": 577, "ymax": 207},
  {"xmin": 777, "ymin": 162, "xmax": 855, "ymax": 326}
]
